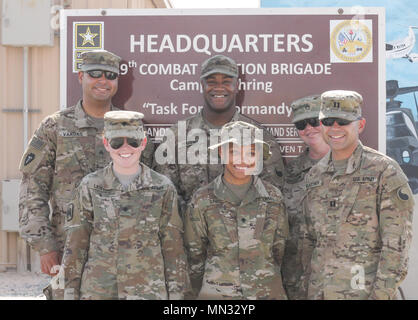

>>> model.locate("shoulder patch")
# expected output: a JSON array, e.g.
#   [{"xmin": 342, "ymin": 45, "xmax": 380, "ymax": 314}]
[
  {"xmin": 397, "ymin": 186, "xmax": 410, "ymax": 201},
  {"xmin": 30, "ymin": 136, "xmax": 46, "ymax": 150},
  {"xmin": 66, "ymin": 204, "xmax": 74, "ymax": 222},
  {"xmin": 24, "ymin": 153, "xmax": 36, "ymax": 166},
  {"xmin": 19, "ymin": 140, "xmax": 47, "ymax": 174}
]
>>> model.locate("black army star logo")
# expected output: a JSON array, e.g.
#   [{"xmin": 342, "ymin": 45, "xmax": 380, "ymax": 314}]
[{"xmin": 24, "ymin": 153, "xmax": 35, "ymax": 166}]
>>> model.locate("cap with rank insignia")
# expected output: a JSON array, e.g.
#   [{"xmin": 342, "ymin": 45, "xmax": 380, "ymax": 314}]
[
  {"xmin": 80, "ymin": 50, "xmax": 121, "ymax": 74},
  {"xmin": 291, "ymin": 94, "xmax": 321, "ymax": 123},
  {"xmin": 104, "ymin": 111, "xmax": 145, "ymax": 140},
  {"xmin": 319, "ymin": 90, "xmax": 363, "ymax": 121}
]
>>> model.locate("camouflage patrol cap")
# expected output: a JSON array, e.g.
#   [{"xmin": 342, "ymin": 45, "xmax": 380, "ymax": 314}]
[
  {"xmin": 319, "ymin": 90, "xmax": 363, "ymax": 121},
  {"xmin": 200, "ymin": 55, "xmax": 239, "ymax": 79},
  {"xmin": 80, "ymin": 50, "xmax": 121, "ymax": 74},
  {"xmin": 104, "ymin": 111, "xmax": 145, "ymax": 140},
  {"xmin": 291, "ymin": 94, "xmax": 321, "ymax": 123},
  {"xmin": 208, "ymin": 121, "xmax": 271, "ymax": 160}
]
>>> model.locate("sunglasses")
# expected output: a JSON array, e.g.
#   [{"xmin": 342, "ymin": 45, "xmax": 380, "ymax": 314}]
[
  {"xmin": 294, "ymin": 118, "xmax": 320, "ymax": 130},
  {"xmin": 321, "ymin": 118, "xmax": 357, "ymax": 127},
  {"xmin": 109, "ymin": 137, "xmax": 140, "ymax": 149},
  {"xmin": 87, "ymin": 70, "xmax": 118, "ymax": 80}
]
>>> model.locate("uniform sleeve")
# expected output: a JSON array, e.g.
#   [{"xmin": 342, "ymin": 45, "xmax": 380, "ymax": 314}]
[
  {"xmin": 297, "ymin": 193, "xmax": 317, "ymax": 299},
  {"xmin": 258, "ymin": 129, "xmax": 286, "ymax": 191},
  {"xmin": 62, "ymin": 181, "xmax": 93, "ymax": 300},
  {"xmin": 369, "ymin": 164, "xmax": 415, "ymax": 300},
  {"xmin": 140, "ymin": 136, "xmax": 155, "ymax": 168},
  {"xmin": 281, "ymin": 164, "xmax": 306, "ymax": 299},
  {"xmin": 18, "ymin": 117, "xmax": 57, "ymax": 254},
  {"xmin": 272, "ymin": 202, "xmax": 289, "ymax": 267},
  {"xmin": 159, "ymin": 185, "xmax": 193, "ymax": 300},
  {"xmin": 153, "ymin": 128, "xmax": 187, "ymax": 215},
  {"xmin": 183, "ymin": 197, "xmax": 208, "ymax": 299}
]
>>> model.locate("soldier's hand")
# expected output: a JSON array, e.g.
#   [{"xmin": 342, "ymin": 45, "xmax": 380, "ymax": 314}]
[{"xmin": 40, "ymin": 251, "xmax": 61, "ymax": 276}]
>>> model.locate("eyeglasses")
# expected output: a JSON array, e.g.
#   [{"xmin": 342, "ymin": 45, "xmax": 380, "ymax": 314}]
[
  {"xmin": 294, "ymin": 118, "xmax": 320, "ymax": 130},
  {"xmin": 86, "ymin": 70, "xmax": 118, "ymax": 80},
  {"xmin": 321, "ymin": 118, "xmax": 358, "ymax": 127},
  {"xmin": 109, "ymin": 137, "xmax": 140, "ymax": 149}
]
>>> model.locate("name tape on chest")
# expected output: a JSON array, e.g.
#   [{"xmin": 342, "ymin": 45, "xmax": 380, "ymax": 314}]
[
  {"xmin": 306, "ymin": 180, "xmax": 322, "ymax": 189},
  {"xmin": 59, "ymin": 130, "xmax": 83, "ymax": 137},
  {"xmin": 352, "ymin": 176, "xmax": 377, "ymax": 183}
]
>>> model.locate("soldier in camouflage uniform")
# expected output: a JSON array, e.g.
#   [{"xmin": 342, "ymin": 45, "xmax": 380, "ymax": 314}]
[
  {"xmin": 154, "ymin": 54, "xmax": 285, "ymax": 214},
  {"xmin": 62, "ymin": 111, "xmax": 191, "ymax": 300},
  {"xmin": 18, "ymin": 50, "xmax": 153, "ymax": 298},
  {"xmin": 184, "ymin": 121, "xmax": 289, "ymax": 300},
  {"xmin": 281, "ymin": 95, "xmax": 329, "ymax": 299},
  {"xmin": 302, "ymin": 90, "xmax": 414, "ymax": 299}
]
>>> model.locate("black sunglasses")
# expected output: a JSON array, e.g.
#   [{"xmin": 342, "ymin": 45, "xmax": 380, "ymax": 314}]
[
  {"xmin": 109, "ymin": 137, "xmax": 140, "ymax": 149},
  {"xmin": 87, "ymin": 70, "xmax": 118, "ymax": 80},
  {"xmin": 321, "ymin": 118, "xmax": 357, "ymax": 127},
  {"xmin": 294, "ymin": 118, "xmax": 320, "ymax": 130}
]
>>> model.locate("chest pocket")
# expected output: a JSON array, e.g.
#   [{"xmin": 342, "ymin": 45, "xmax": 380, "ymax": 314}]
[
  {"xmin": 91, "ymin": 189, "xmax": 118, "ymax": 234},
  {"xmin": 345, "ymin": 179, "xmax": 378, "ymax": 228},
  {"xmin": 205, "ymin": 202, "xmax": 237, "ymax": 253},
  {"xmin": 55, "ymin": 135, "xmax": 90, "ymax": 187},
  {"xmin": 118, "ymin": 190, "xmax": 161, "ymax": 247}
]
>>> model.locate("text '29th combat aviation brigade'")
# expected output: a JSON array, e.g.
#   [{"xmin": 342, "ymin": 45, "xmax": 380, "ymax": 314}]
[
  {"xmin": 330, "ymin": 19, "xmax": 373, "ymax": 63},
  {"xmin": 73, "ymin": 22, "xmax": 104, "ymax": 72}
]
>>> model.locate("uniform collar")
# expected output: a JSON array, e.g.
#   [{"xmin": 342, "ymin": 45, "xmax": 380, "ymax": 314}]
[
  {"xmin": 323, "ymin": 141, "xmax": 364, "ymax": 174},
  {"xmin": 102, "ymin": 163, "xmax": 155, "ymax": 192},
  {"xmin": 74, "ymin": 100, "xmax": 117, "ymax": 129},
  {"xmin": 213, "ymin": 174, "xmax": 270, "ymax": 205},
  {"xmin": 198, "ymin": 109, "xmax": 241, "ymax": 132},
  {"xmin": 300, "ymin": 147, "xmax": 316, "ymax": 171}
]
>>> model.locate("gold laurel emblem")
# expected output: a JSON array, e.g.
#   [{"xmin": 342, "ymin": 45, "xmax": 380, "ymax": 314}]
[{"xmin": 331, "ymin": 20, "xmax": 372, "ymax": 62}]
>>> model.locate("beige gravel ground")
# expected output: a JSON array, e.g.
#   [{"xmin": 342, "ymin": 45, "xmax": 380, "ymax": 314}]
[{"xmin": 0, "ymin": 271, "xmax": 49, "ymax": 300}]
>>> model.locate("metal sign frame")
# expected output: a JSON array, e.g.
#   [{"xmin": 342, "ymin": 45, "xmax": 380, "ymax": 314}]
[{"xmin": 60, "ymin": 7, "xmax": 386, "ymax": 154}]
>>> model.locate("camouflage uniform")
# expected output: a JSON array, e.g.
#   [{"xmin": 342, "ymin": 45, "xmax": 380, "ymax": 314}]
[
  {"xmin": 19, "ymin": 100, "xmax": 117, "ymax": 256},
  {"xmin": 184, "ymin": 121, "xmax": 288, "ymax": 300},
  {"xmin": 154, "ymin": 111, "xmax": 285, "ymax": 213},
  {"xmin": 154, "ymin": 55, "xmax": 285, "ymax": 214},
  {"xmin": 282, "ymin": 148, "xmax": 318, "ymax": 299},
  {"xmin": 281, "ymin": 94, "xmax": 322, "ymax": 299},
  {"xmin": 184, "ymin": 175, "xmax": 289, "ymax": 300},
  {"xmin": 18, "ymin": 51, "xmax": 154, "ymax": 257},
  {"xmin": 302, "ymin": 90, "xmax": 415, "ymax": 300},
  {"xmin": 62, "ymin": 111, "xmax": 191, "ymax": 300}
]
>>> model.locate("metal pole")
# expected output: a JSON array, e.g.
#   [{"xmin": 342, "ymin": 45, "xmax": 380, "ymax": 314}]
[
  {"xmin": 23, "ymin": 46, "xmax": 32, "ymax": 271},
  {"xmin": 23, "ymin": 46, "xmax": 29, "ymax": 150}
]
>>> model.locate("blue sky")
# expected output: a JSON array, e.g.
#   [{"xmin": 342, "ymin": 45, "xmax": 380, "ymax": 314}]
[{"xmin": 262, "ymin": 0, "xmax": 418, "ymax": 119}]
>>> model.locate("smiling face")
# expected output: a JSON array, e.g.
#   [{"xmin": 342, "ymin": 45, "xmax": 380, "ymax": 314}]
[
  {"xmin": 103, "ymin": 136, "xmax": 147, "ymax": 174},
  {"xmin": 220, "ymin": 143, "xmax": 258, "ymax": 185},
  {"xmin": 298, "ymin": 121, "xmax": 324, "ymax": 148},
  {"xmin": 201, "ymin": 73, "xmax": 238, "ymax": 113},
  {"xmin": 321, "ymin": 118, "xmax": 366, "ymax": 160},
  {"xmin": 79, "ymin": 70, "xmax": 118, "ymax": 104}
]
